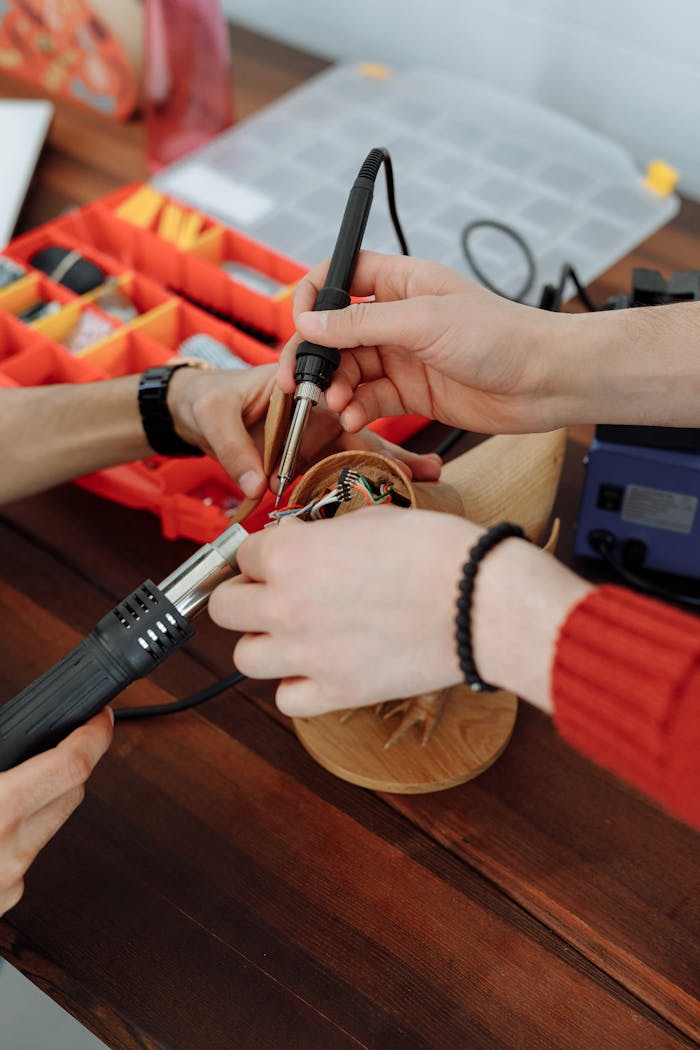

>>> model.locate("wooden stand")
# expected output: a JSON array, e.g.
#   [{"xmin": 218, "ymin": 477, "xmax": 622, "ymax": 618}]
[{"xmin": 287, "ymin": 429, "xmax": 567, "ymax": 793}]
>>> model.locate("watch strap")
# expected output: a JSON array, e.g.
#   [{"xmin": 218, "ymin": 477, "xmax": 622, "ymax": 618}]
[{"xmin": 138, "ymin": 364, "xmax": 204, "ymax": 457}]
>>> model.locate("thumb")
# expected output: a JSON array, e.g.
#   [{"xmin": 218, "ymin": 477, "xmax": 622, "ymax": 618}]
[
  {"xmin": 205, "ymin": 416, "xmax": 267, "ymax": 499},
  {"xmin": 296, "ymin": 297, "xmax": 441, "ymax": 352}
]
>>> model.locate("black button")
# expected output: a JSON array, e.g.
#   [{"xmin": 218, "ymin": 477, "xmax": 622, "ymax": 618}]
[{"xmin": 597, "ymin": 483, "xmax": 624, "ymax": 511}]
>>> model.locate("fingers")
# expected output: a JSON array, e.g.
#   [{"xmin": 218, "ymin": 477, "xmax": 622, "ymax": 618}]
[
  {"xmin": 0, "ymin": 708, "xmax": 113, "ymax": 919},
  {"xmin": 208, "ymin": 576, "xmax": 270, "ymax": 632},
  {"xmin": 214, "ymin": 416, "xmax": 267, "ymax": 499},
  {"xmin": 292, "ymin": 252, "xmax": 461, "ymax": 311},
  {"xmin": 275, "ymin": 676, "xmax": 334, "ymax": 719},
  {"xmin": 341, "ymin": 430, "xmax": 442, "ymax": 481},
  {"xmin": 3, "ymin": 708, "xmax": 113, "ymax": 818},
  {"xmin": 234, "ymin": 633, "xmax": 301, "ymax": 681},
  {"xmin": 295, "ymin": 296, "xmax": 441, "ymax": 353},
  {"xmin": 340, "ymin": 376, "xmax": 411, "ymax": 431}
]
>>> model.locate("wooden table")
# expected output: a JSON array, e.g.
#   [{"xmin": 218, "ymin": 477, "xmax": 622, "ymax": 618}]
[{"xmin": 1, "ymin": 24, "xmax": 699, "ymax": 1050}]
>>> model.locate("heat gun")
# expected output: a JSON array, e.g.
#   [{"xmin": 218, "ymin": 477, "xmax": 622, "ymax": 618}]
[{"xmin": 0, "ymin": 522, "xmax": 248, "ymax": 771}]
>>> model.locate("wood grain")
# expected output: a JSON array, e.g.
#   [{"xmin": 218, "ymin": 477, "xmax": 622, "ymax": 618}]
[{"xmin": 295, "ymin": 687, "xmax": 518, "ymax": 792}]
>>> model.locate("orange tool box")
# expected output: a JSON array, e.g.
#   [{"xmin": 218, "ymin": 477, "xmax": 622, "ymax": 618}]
[{"xmin": 0, "ymin": 184, "xmax": 427, "ymax": 542}]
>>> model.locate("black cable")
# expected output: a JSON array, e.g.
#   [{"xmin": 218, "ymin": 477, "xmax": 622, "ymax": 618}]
[
  {"xmin": 589, "ymin": 532, "xmax": 700, "ymax": 611},
  {"xmin": 433, "ymin": 427, "xmax": 467, "ymax": 459},
  {"xmin": 114, "ymin": 670, "xmax": 246, "ymax": 721},
  {"xmin": 461, "ymin": 219, "xmax": 536, "ymax": 303},
  {"xmin": 557, "ymin": 263, "xmax": 597, "ymax": 311},
  {"xmin": 379, "ymin": 149, "xmax": 410, "ymax": 256}
]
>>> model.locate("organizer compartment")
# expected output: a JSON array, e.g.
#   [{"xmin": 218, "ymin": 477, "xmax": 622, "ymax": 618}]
[
  {"xmin": 134, "ymin": 299, "xmax": 277, "ymax": 367},
  {"xmin": 33, "ymin": 299, "xmax": 119, "ymax": 354},
  {"xmin": 106, "ymin": 183, "xmax": 220, "ymax": 250},
  {"xmin": 0, "ymin": 337, "xmax": 108, "ymax": 385},
  {"xmin": 81, "ymin": 328, "xmax": 174, "ymax": 376},
  {"xmin": 0, "ymin": 272, "xmax": 76, "ymax": 323},
  {"xmin": 6, "ymin": 226, "xmax": 122, "ymax": 283},
  {"xmin": 86, "ymin": 272, "xmax": 176, "ymax": 321}
]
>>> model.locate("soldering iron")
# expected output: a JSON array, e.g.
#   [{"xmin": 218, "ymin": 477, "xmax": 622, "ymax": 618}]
[
  {"xmin": 275, "ymin": 147, "xmax": 408, "ymax": 505},
  {"xmin": 0, "ymin": 523, "xmax": 248, "ymax": 771}
]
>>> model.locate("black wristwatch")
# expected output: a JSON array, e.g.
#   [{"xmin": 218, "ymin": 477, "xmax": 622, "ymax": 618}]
[{"xmin": 137, "ymin": 364, "xmax": 204, "ymax": 457}]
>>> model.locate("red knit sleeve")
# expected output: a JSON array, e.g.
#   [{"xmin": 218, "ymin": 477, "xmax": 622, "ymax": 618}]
[{"xmin": 552, "ymin": 585, "xmax": 700, "ymax": 830}]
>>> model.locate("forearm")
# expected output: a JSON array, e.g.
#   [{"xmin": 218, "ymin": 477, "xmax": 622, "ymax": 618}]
[
  {"xmin": 545, "ymin": 302, "xmax": 700, "ymax": 427},
  {"xmin": 0, "ymin": 378, "xmax": 150, "ymax": 504}
]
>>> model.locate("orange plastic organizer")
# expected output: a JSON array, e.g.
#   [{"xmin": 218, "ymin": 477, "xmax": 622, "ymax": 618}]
[{"xmin": 0, "ymin": 184, "xmax": 428, "ymax": 543}]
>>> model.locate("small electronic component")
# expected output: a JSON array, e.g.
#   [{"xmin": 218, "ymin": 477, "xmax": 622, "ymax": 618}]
[
  {"xmin": 267, "ymin": 469, "xmax": 409, "ymax": 526},
  {"xmin": 177, "ymin": 333, "xmax": 250, "ymax": 370},
  {"xmin": 94, "ymin": 279, "xmax": 139, "ymax": 323},
  {"xmin": 62, "ymin": 308, "xmax": 116, "ymax": 353},
  {"xmin": 221, "ymin": 260, "xmax": 285, "ymax": 297},
  {"xmin": 30, "ymin": 246, "xmax": 105, "ymax": 294},
  {"xmin": 16, "ymin": 299, "xmax": 61, "ymax": 323},
  {"xmin": 0, "ymin": 257, "xmax": 25, "ymax": 289}
]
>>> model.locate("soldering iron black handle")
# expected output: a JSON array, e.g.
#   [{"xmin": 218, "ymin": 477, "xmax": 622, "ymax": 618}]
[
  {"xmin": 295, "ymin": 147, "xmax": 387, "ymax": 391},
  {"xmin": 0, "ymin": 581, "xmax": 194, "ymax": 771}
]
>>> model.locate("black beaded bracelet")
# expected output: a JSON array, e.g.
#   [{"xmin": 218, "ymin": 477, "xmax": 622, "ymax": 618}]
[{"xmin": 455, "ymin": 522, "xmax": 528, "ymax": 692}]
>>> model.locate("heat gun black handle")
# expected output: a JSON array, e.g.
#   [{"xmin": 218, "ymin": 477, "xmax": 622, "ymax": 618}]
[{"xmin": 0, "ymin": 581, "xmax": 194, "ymax": 771}]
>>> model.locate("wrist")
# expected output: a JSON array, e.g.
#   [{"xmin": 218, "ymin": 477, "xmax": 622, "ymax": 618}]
[
  {"xmin": 138, "ymin": 364, "xmax": 204, "ymax": 456},
  {"xmin": 469, "ymin": 536, "xmax": 593, "ymax": 710}
]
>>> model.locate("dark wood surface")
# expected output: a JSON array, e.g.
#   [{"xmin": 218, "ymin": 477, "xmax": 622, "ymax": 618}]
[{"xmin": 0, "ymin": 22, "xmax": 699, "ymax": 1050}]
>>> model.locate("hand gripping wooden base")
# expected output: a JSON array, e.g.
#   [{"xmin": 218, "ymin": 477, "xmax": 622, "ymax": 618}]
[{"xmin": 283, "ymin": 429, "xmax": 566, "ymax": 794}]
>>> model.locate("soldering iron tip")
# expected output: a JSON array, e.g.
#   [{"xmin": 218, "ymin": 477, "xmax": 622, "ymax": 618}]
[{"xmin": 274, "ymin": 482, "xmax": 286, "ymax": 509}]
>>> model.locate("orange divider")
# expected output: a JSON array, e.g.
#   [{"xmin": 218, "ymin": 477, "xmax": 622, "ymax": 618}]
[
  {"xmin": 176, "ymin": 250, "xmax": 296, "ymax": 347},
  {"xmin": 103, "ymin": 183, "xmax": 220, "ymax": 249},
  {"xmin": 81, "ymin": 329, "xmax": 174, "ymax": 377},
  {"xmin": 1, "ymin": 339, "xmax": 108, "ymax": 385},
  {"xmin": 0, "ymin": 272, "xmax": 76, "ymax": 320},
  {"xmin": 0, "ymin": 312, "xmax": 50, "ymax": 365},
  {"xmin": 136, "ymin": 299, "xmax": 277, "ymax": 367},
  {"xmin": 33, "ymin": 299, "xmax": 119, "ymax": 351},
  {"xmin": 190, "ymin": 225, "xmax": 303, "ymax": 286},
  {"xmin": 52, "ymin": 206, "xmax": 181, "ymax": 287},
  {"xmin": 6, "ymin": 225, "xmax": 123, "ymax": 280}
]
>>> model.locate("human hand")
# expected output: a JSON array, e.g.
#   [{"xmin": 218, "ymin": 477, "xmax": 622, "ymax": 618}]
[
  {"xmin": 208, "ymin": 507, "xmax": 477, "ymax": 716},
  {"xmin": 278, "ymin": 252, "xmax": 570, "ymax": 435},
  {"xmin": 0, "ymin": 708, "xmax": 113, "ymax": 918},
  {"xmin": 168, "ymin": 363, "xmax": 441, "ymax": 500}
]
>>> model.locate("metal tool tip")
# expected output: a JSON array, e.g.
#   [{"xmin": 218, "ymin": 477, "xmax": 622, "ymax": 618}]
[{"xmin": 274, "ymin": 481, "xmax": 286, "ymax": 509}]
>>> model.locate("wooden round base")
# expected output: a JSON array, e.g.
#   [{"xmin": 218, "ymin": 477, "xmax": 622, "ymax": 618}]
[{"xmin": 293, "ymin": 687, "xmax": 518, "ymax": 794}]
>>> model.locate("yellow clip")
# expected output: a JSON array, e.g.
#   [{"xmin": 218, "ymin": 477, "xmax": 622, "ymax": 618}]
[
  {"xmin": 644, "ymin": 160, "xmax": 679, "ymax": 196},
  {"xmin": 158, "ymin": 202, "xmax": 185, "ymax": 244},
  {"xmin": 359, "ymin": 62, "xmax": 391, "ymax": 80},
  {"xmin": 176, "ymin": 211, "xmax": 205, "ymax": 250},
  {"xmin": 116, "ymin": 185, "xmax": 164, "ymax": 227}
]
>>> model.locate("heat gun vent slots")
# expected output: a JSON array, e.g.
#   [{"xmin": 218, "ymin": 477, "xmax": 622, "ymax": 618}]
[
  {"xmin": 137, "ymin": 636, "xmax": 158, "ymax": 661},
  {"xmin": 141, "ymin": 585, "xmax": 158, "ymax": 604},
  {"xmin": 113, "ymin": 608, "xmax": 130, "ymax": 629},
  {"xmin": 146, "ymin": 628, "xmax": 166, "ymax": 654},
  {"xmin": 123, "ymin": 601, "xmax": 140, "ymax": 621},
  {"xmin": 165, "ymin": 612, "xmax": 186, "ymax": 637}
]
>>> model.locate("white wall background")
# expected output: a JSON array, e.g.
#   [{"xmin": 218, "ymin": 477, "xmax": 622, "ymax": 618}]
[{"xmin": 224, "ymin": 0, "xmax": 700, "ymax": 199}]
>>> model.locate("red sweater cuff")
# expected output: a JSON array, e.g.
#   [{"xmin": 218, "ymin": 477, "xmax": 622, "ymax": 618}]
[{"xmin": 552, "ymin": 585, "xmax": 700, "ymax": 827}]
